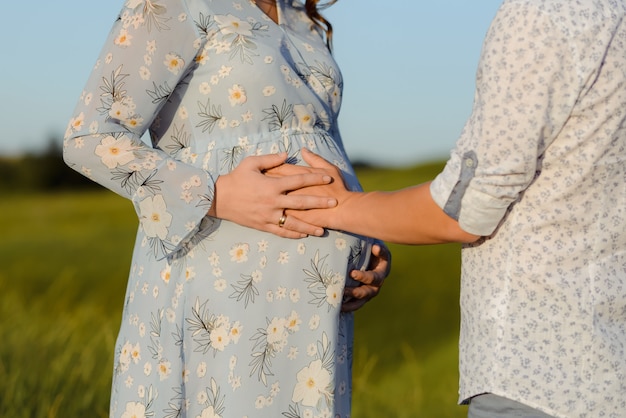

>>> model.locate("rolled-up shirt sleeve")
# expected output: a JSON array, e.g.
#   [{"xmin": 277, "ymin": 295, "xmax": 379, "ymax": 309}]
[{"xmin": 430, "ymin": 1, "xmax": 583, "ymax": 236}]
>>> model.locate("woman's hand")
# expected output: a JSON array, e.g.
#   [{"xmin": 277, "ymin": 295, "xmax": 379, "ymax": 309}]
[
  {"xmin": 341, "ymin": 243, "xmax": 391, "ymax": 312},
  {"xmin": 210, "ymin": 153, "xmax": 337, "ymax": 238}
]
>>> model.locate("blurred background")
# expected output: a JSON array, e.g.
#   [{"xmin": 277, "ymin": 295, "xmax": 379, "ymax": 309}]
[{"xmin": 0, "ymin": 1, "xmax": 502, "ymax": 416}]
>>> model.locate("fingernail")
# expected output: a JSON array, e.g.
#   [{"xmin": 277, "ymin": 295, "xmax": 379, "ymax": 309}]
[
  {"xmin": 328, "ymin": 198, "xmax": 337, "ymax": 207},
  {"xmin": 323, "ymin": 175, "xmax": 332, "ymax": 183}
]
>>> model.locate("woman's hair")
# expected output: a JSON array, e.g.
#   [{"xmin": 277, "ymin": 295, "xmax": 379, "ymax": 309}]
[{"xmin": 304, "ymin": 0, "xmax": 337, "ymax": 50}]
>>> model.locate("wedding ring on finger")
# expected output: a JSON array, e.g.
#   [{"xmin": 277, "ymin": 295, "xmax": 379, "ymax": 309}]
[{"xmin": 278, "ymin": 213, "xmax": 287, "ymax": 228}]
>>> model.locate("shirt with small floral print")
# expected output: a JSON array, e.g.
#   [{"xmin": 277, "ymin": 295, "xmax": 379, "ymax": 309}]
[{"xmin": 431, "ymin": 1, "xmax": 626, "ymax": 417}]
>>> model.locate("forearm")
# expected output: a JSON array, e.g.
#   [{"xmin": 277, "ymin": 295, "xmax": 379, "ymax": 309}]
[{"xmin": 332, "ymin": 182, "xmax": 479, "ymax": 245}]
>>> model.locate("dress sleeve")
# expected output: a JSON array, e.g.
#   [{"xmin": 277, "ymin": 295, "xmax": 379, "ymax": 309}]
[
  {"xmin": 63, "ymin": 0, "xmax": 215, "ymax": 259},
  {"xmin": 430, "ymin": 1, "xmax": 584, "ymax": 236}
]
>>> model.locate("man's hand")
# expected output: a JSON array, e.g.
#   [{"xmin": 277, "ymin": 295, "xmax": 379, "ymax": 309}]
[
  {"xmin": 342, "ymin": 243, "xmax": 391, "ymax": 312},
  {"xmin": 279, "ymin": 148, "xmax": 353, "ymax": 231}
]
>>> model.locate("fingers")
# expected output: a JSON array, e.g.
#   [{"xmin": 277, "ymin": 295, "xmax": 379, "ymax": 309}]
[
  {"xmin": 340, "ymin": 243, "xmax": 391, "ymax": 312},
  {"xmin": 265, "ymin": 224, "xmax": 309, "ymax": 239},
  {"xmin": 350, "ymin": 269, "xmax": 385, "ymax": 287},
  {"xmin": 350, "ymin": 245, "xmax": 390, "ymax": 287},
  {"xmin": 278, "ymin": 213, "xmax": 325, "ymax": 237},
  {"xmin": 341, "ymin": 286, "xmax": 379, "ymax": 312},
  {"xmin": 277, "ymin": 173, "xmax": 334, "ymax": 195},
  {"xmin": 280, "ymin": 193, "xmax": 337, "ymax": 211},
  {"xmin": 301, "ymin": 148, "xmax": 336, "ymax": 169},
  {"xmin": 243, "ymin": 152, "xmax": 288, "ymax": 172},
  {"xmin": 266, "ymin": 162, "xmax": 316, "ymax": 176}
]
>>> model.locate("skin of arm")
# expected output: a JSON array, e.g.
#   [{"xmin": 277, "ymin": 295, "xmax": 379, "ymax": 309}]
[{"xmin": 283, "ymin": 149, "xmax": 480, "ymax": 245}]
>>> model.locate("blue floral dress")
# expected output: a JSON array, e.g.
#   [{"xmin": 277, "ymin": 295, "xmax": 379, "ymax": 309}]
[{"xmin": 63, "ymin": 1, "xmax": 371, "ymax": 417}]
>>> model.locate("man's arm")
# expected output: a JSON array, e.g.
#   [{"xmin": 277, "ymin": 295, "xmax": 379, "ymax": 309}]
[{"xmin": 285, "ymin": 149, "xmax": 480, "ymax": 245}]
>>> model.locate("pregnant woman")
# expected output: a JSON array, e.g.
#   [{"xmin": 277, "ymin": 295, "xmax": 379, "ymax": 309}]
[{"xmin": 63, "ymin": 1, "xmax": 375, "ymax": 417}]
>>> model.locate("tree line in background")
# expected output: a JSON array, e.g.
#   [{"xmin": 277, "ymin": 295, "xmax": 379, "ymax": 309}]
[
  {"xmin": 0, "ymin": 140, "xmax": 98, "ymax": 194},
  {"xmin": 0, "ymin": 139, "xmax": 377, "ymax": 194}
]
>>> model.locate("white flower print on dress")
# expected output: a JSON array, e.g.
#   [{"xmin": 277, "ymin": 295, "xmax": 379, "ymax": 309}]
[
  {"xmin": 292, "ymin": 359, "xmax": 332, "ymax": 407},
  {"xmin": 210, "ymin": 326, "xmax": 231, "ymax": 351},
  {"xmin": 214, "ymin": 278, "xmax": 227, "ymax": 292},
  {"xmin": 139, "ymin": 66, "xmax": 151, "ymax": 80},
  {"xmin": 197, "ymin": 362, "xmax": 207, "ymax": 378},
  {"xmin": 230, "ymin": 321, "xmax": 243, "ymax": 343},
  {"xmin": 119, "ymin": 341, "xmax": 133, "ymax": 372},
  {"xmin": 125, "ymin": 0, "xmax": 143, "ymax": 9},
  {"xmin": 109, "ymin": 96, "xmax": 137, "ymax": 122},
  {"xmin": 164, "ymin": 53, "xmax": 185, "ymax": 75},
  {"xmin": 185, "ymin": 266, "xmax": 196, "ymax": 282},
  {"xmin": 198, "ymin": 406, "xmax": 220, "ymax": 418},
  {"xmin": 293, "ymin": 104, "xmax": 316, "ymax": 132},
  {"xmin": 228, "ymin": 84, "xmax": 247, "ymax": 106},
  {"xmin": 145, "ymin": 39, "xmax": 156, "ymax": 54},
  {"xmin": 309, "ymin": 315, "xmax": 320, "ymax": 330},
  {"xmin": 121, "ymin": 402, "xmax": 146, "ymax": 418},
  {"xmin": 214, "ymin": 14, "xmax": 253, "ymax": 37},
  {"xmin": 208, "ymin": 251, "xmax": 220, "ymax": 266},
  {"xmin": 95, "ymin": 135, "xmax": 135, "ymax": 169},
  {"xmin": 138, "ymin": 194, "xmax": 172, "ymax": 240},
  {"xmin": 266, "ymin": 317, "xmax": 287, "ymax": 346},
  {"xmin": 242, "ymin": 110, "xmax": 253, "ymax": 122},
  {"xmin": 143, "ymin": 362, "xmax": 152, "ymax": 376},
  {"xmin": 276, "ymin": 286, "xmax": 287, "ymax": 300},
  {"xmin": 263, "ymin": 86, "xmax": 276, "ymax": 97},
  {"xmin": 277, "ymin": 251, "xmax": 289, "ymax": 264},
  {"xmin": 229, "ymin": 243, "xmax": 250, "ymax": 263},
  {"xmin": 286, "ymin": 311, "xmax": 301, "ymax": 332},
  {"xmin": 131, "ymin": 343, "xmax": 141, "ymax": 364},
  {"xmin": 200, "ymin": 82, "xmax": 212, "ymax": 95},
  {"xmin": 251, "ymin": 270, "xmax": 263, "ymax": 283},
  {"xmin": 114, "ymin": 29, "xmax": 133, "ymax": 47},
  {"xmin": 197, "ymin": 390, "xmax": 208, "ymax": 405},
  {"xmin": 157, "ymin": 359, "xmax": 172, "ymax": 381},
  {"xmin": 325, "ymin": 282, "xmax": 342, "ymax": 308},
  {"xmin": 257, "ymin": 240, "xmax": 269, "ymax": 252},
  {"xmin": 68, "ymin": 112, "xmax": 85, "ymax": 133},
  {"xmin": 219, "ymin": 65, "xmax": 233, "ymax": 78},
  {"xmin": 196, "ymin": 49, "xmax": 209, "ymax": 65}
]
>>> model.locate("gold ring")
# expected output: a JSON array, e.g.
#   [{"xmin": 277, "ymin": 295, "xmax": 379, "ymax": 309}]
[{"xmin": 278, "ymin": 214, "xmax": 287, "ymax": 227}]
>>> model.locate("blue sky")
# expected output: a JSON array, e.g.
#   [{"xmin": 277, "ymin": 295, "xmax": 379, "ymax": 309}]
[{"xmin": 1, "ymin": 1, "xmax": 502, "ymax": 166}]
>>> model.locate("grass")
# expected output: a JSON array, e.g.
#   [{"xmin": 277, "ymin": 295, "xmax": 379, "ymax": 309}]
[{"xmin": 0, "ymin": 162, "xmax": 467, "ymax": 417}]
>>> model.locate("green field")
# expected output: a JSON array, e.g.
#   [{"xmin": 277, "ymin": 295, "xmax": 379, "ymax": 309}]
[{"xmin": 0, "ymin": 162, "xmax": 467, "ymax": 418}]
